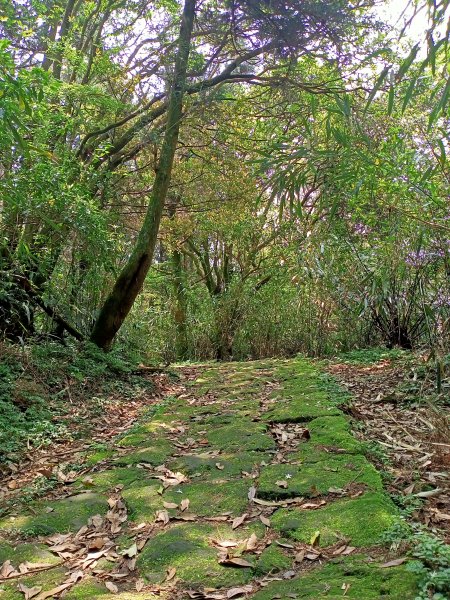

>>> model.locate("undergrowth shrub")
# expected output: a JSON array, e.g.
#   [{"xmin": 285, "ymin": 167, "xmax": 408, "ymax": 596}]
[
  {"xmin": 0, "ymin": 340, "xmax": 147, "ymax": 462},
  {"xmin": 407, "ymin": 533, "xmax": 450, "ymax": 600}
]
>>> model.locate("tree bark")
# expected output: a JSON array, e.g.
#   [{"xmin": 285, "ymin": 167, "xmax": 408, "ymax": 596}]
[
  {"xmin": 90, "ymin": 0, "xmax": 196, "ymax": 350},
  {"xmin": 172, "ymin": 248, "xmax": 189, "ymax": 359}
]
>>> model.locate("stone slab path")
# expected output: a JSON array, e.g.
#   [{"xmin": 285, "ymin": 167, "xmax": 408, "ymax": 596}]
[{"xmin": 0, "ymin": 359, "xmax": 418, "ymax": 599}]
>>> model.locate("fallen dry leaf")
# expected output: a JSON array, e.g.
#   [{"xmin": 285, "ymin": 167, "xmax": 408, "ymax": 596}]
[
  {"xmin": 275, "ymin": 541, "xmax": 294, "ymax": 549},
  {"xmin": 259, "ymin": 515, "xmax": 271, "ymax": 527},
  {"xmin": 294, "ymin": 550, "xmax": 305, "ymax": 562},
  {"xmin": 214, "ymin": 540, "xmax": 239, "ymax": 548},
  {"xmin": 380, "ymin": 558, "xmax": 407, "ymax": 568},
  {"xmin": 122, "ymin": 543, "xmax": 138, "ymax": 558},
  {"xmin": 227, "ymin": 584, "xmax": 253, "ymax": 598},
  {"xmin": 219, "ymin": 557, "xmax": 253, "ymax": 568},
  {"xmin": 105, "ymin": 581, "xmax": 119, "ymax": 593},
  {"xmin": 180, "ymin": 498, "xmax": 190, "ymax": 512},
  {"xmin": 231, "ymin": 514, "xmax": 247, "ymax": 530},
  {"xmin": 275, "ymin": 480, "xmax": 288, "ymax": 489},
  {"xmin": 305, "ymin": 552, "xmax": 320, "ymax": 561},
  {"xmin": 0, "ymin": 560, "xmax": 16, "ymax": 578},
  {"xmin": 155, "ymin": 510, "xmax": 170, "ymax": 524},
  {"xmin": 246, "ymin": 533, "xmax": 258, "ymax": 551},
  {"xmin": 163, "ymin": 502, "xmax": 178, "ymax": 509},
  {"xmin": 17, "ymin": 583, "xmax": 42, "ymax": 599},
  {"xmin": 165, "ymin": 566, "xmax": 177, "ymax": 581},
  {"xmin": 135, "ymin": 578, "xmax": 145, "ymax": 592},
  {"xmin": 35, "ymin": 582, "xmax": 75, "ymax": 600},
  {"xmin": 89, "ymin": 514, "xmax": 104, "ymax": 528},
  {"xmin": 87, "ymin": 537, "xmax": 109, "ymax": 550}
]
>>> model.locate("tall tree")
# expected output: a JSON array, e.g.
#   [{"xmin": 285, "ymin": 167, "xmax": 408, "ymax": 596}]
[{"xmin": 90, "ymin": 0, "xmax": 196, "ymax": 349}]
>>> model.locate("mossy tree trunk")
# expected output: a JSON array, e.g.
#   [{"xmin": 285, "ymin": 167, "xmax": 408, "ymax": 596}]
[
  {"xmin": 172, "ymin": 248, "xmax": 189, "ymax": 359},
  {"xmin": 90, "ymin": 0, "xmax": 196, "ymax": 350}
]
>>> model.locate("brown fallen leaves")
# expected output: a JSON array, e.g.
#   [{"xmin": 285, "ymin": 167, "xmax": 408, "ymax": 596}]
[
  {"xmin": 6, "ymin": 490, "xmax": 141, "ymax": 598},
  {"xmin": 17, "ymin": 570, "xmax": 83, "ymax": 600},
  {"xmin": 187, "ymin": 589, "xmax": 254, "ymax": 600},
  {"xmin": 328, "ymin": 357, "xmax": 450, "ymax": 539},
  {"xmin": 152, "ymin": 467, "xmax": 188, "ymax": 488},
  {"xmin": 215, "ymin": 530, "xmax": 264, "ymax": 569},
  {"xmin": 0, "ymin": 560, "xmax": 58, "ymax": 582}
]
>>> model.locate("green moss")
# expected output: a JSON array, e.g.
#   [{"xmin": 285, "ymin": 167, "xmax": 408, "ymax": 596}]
[
  {"xmin": 117, "ymin": 427, "xmax": 172, "ymax": 449},
  {"xmin": 164, "ymin": 479, "xmax": 250, "ymax": 517},
  {"xmin": 0, "ymin": 492, "xmax": 108, "ymax": 536},
  {"xmin": 198, "ymin": 422, "xmax": 275, "ymax": 452},
  {"xmin": 124, "ymin": 479, "xmax": 251, "ymax": 521},
  {"xmin": 251, "ymin": 554, "xmax": 418, "ymax": 599},
  {"xmin": 0, "ymin": 539, "xmax": 59, "ymax": 566},
  {"xmin": 137, "ymin": 522, "xmax": 258, "ymax": 588},
  {"xmin": 262, "ymin": 359, "xmax": 343, "ymax": 423},
  {"xmin": 64, "ymin": 578, "xmax": 161, "ymax": 599},
  {"xmin": 63, "ymin": 579, "xmax": 110, "ymax": 599},
  {"xmin": 294, "ymin": 416, "xmax": 364, "ymax": 462},
  {"xmin": 114, "ymin": 439, "xmax": 173, "ymax": 467},
  {"xmin": 75, "ymin": 467, "xmax": 148, "ymax": 492},
  {"xmin": 122, "ymin": 482, "xmax": 162, "ymax": 522},
  {"xmin": 85, "ymin": 449, "xmax": 113, "ymax": 466},
  {"xmin": 167, "ymin": 451, "xmax": 267, "ymax": 480},
  {"xmin": 271, "ymin": 492, "xmax": 401, "ymax": 547},
  {"xmin": 254, "ymin": 544, "xmax": 292, "ymax": 575},
  {"xmin": 264, "ymin": 394, "xmax": 342, "ymax": 423},
  {"xmin": 258, "ymin": 455, "xmax": 383, "ymax": 499}
]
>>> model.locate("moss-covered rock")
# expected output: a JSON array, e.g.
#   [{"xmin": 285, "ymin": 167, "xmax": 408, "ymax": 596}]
[
  {"xmin": 122, "ymin": 482, "xmax": 162, "ymax": 522},
  {"xmin": 0, "ymin": 492, "xmax": 108, "ymax": 536},
  {"xmin": 64, "ymin": 578, "xmax": 162, "ymax": 599},
  {"xmin": 165, "ymin": 479, "xmax": 251, "ymax": 517},
  {"xmin": 124, "ymin": 478, "xmax": 251, "ymax": 521},
  {"xmin": 294, "ymin": 416, "xmax": 364, "ymax": 463},
  {"xmin": 262, "ymin": 359, "xmax": 343, "ymax": 423},
  {"xmin": 114, "ymin": 440, "xmax": 173, "ymax": 467},
  {"xmin": 167, "ymin": 451, "xmax": 267, "ymax": 480},
  {"xmin": 251, "ymin": 554, "xmax": 418, "ymax": 599},
  {"xmin": 258, "ymin": 455, "xmax": 383, "ymax": 499},
  {"xmin": 137, "ymin": 522, "xmax": 259, "ymax": 588},
  {"xmin": 75, "ymin": 467, "xmax": 148, "ymax": 492},
  {"xmin": 85, "ymin": 448, "xmax": 113, "ymax": 466},
  {"xmin": 254, "ymin": 544, "xmax": 292, "ymax": 575},
  {"xmin": 198, "ymin": 422, "xmax": 275, "ymax": 452},
  {"xmin": 264, "ymin": 394, "xmax": 342, "ymax": 423},
  {"xmin": 0, "ymin": 539, "xmax": 60, "ymax": 566},
  {"xmin": 271, "ymin": 492, "xmax": 401, "ymax": 547}
]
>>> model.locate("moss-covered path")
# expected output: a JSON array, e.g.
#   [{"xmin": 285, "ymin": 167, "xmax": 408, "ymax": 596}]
[{"xmin": 0, "ymin": 359, "xmax": 418, "ymax": 599}]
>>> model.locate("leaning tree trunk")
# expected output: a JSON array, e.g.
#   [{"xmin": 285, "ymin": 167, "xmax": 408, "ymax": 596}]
[{"xmin": 90, "ymin": 0, "xmax": 196, "ymax": 350}]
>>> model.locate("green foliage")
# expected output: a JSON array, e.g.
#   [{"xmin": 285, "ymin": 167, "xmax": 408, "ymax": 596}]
[
  {"xmin": 381, "ymin": 513, "xmax": 450, "ymax": 599},
  {"xmin": 336, "ymin": 348, "xmax": 408, "ymax": 365},
  {"xmin": 0, "ymin": 341, "xmax": 147, "ymax": 462},
  {"xmin": 407, "ymin": 534, "xmax": 450, "ymax": 600},
  {"xmin": 0, "ymin": 0, "xmax": 448, "ymax": 361}
]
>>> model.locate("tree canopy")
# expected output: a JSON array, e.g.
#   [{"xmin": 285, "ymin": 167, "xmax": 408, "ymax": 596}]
[{"xmin": 0, "ymin": 0, "xmax": 448, "ymax": 359}]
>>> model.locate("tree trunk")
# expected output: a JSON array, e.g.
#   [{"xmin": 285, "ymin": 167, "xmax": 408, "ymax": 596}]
[
  {"xmin": 172, "ymin": 248, "xmax": 189, "ymax": 359},
  {"xmin": 90, "ymin": 0, "xmax": 196, "ymax": 350}
]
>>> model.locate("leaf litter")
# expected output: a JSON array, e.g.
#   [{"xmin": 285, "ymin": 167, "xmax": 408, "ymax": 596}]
[{"xmin": 0, "ymin": 359, "xmax": 434, "ymax": 598}]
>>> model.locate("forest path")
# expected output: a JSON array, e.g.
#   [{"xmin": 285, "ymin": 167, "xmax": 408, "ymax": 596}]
[{"xmin": 0, "ymin": 358, "xmax": 418, "ymax": 599}]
